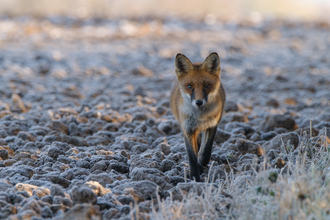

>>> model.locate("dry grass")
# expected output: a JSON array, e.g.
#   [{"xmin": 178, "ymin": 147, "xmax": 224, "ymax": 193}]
[{"xmin": 147, "ymin": 126, "xmax": 330, "ymax": 220}]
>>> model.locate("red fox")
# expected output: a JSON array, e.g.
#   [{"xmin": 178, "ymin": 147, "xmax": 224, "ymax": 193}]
[{"xmin": 170, "ymin": 52, "xmax": 226, "ymax": 182}]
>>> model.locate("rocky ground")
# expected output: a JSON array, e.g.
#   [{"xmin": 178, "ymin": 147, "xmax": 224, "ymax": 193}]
[{"xmin": 0, "ymin": 16, "xmax": 330, "ymax": 219}]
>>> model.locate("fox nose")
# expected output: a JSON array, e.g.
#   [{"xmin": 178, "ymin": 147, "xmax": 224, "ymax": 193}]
[{"xmin": 195, "ymin": 100, "xmax": 203, "ymax": 106}]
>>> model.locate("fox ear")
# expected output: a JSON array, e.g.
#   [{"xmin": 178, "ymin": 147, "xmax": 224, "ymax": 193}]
[
  {"xmin": 175, "ymin": 53, "xmax": 193, "ymax": 78},
  {"xmin": 202, "ymin": 52, "xmax": 221, "ymax": 77}
]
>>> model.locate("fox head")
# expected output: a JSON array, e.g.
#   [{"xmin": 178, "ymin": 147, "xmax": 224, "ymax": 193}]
[{"xmin": 175, "ymin": 52, "xmax": 221, "ymax": 109}]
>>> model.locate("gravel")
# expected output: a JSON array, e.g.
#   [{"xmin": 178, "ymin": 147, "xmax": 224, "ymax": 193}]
[{"xmin": 0, "ymin": 15, "xmax": 329, "ymax": 219}]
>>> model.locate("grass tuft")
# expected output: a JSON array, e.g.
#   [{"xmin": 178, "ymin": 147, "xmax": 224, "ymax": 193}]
[{"xmin": 147, "ymin": 130, "xmax": 330, "ymax": 220}]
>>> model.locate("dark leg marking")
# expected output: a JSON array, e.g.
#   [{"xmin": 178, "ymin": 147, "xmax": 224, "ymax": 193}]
[
  {"xmin": 184, "ymin": 136, "xmax": 201, "ymax": 182},
  {"xmin": 198, "ymin": 126, "xmax": 217, "ymax": 167}
]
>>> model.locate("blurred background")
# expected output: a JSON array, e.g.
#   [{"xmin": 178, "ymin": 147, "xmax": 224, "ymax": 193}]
[
  {"xmin": 0, "ymin": 2, "xmax": 330, "ymax": 219},
  {"xmin": 0, "ymin": 0, "xmax": 330, "ymax": 21},
  {"xmin": 0, "ymin": 0, "xmax": 329, "ymax": 119}
]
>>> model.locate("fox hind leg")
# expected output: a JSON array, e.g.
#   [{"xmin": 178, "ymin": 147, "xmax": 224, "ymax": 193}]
[{"xmin": 198, "ymin": 126, "xmax": 217, "ymax": 167}]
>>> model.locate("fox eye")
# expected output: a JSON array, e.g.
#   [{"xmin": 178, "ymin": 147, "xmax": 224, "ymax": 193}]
[
  {"xmin": 204, "ymin": 84, "xmax": 210, "ymax": 89},
  {"xmin": 187, "ymin": 84, "xmax": 193, "ymax": 89}
]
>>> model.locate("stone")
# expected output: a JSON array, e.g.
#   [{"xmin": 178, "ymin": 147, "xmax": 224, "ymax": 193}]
[
  {"xmin": 85, "ymin": 135, "xmax": 112, "ymax": 146},
  {"xmin": 18, "ymin": 199, "xmax": 43, "ymax": 217},
  {"xmin": 157, "ymin": 120, "xmax": 180, "ymax": 135},
  {"xmin": 51, "ymin": 204, "xmax": 66, "ymax": 215},
  {"xmin": 8, "ymin": 173, "xmax": 29, "ymax": 185},
  {"xmin": 0, "ymin": 139, "xmax": 6, "ymax": 146},
  {"xmin": 275, "ymin": 158, "xmax": 286, "ymax": 169},
  {"xmin": 97, "ymin": 200, "xmax": 117, "ymax": 210},
  {"xmin": 161, "ymin": 159, "xmax": 175, "ymax": 172},
  {"xmin": 236, "ymin": 139, "xmax": 264, "ymax": 156},
  {"xmin": 250, "ymin": 132, "xmax": 261, "ymax": 142},
  {"xmin": 69, "ymin": 122, "xmax": 81, "ymax": 136},
  {"xmin": 274, "ymin": 128, "xmax": 288, "ymax": 134},
  {"xmin": 113, "ymin": 181, "xmax": 158, "ymax": 200},
  {"xmin": 57, "ymin": 155, "xmax": 75, "ymax": 164},
  {"xmin": 14, "ymin": 183, "xmax": 38, "ymax": 197},
  {"xmin": 61, "ymin": 134, "xmax": 88, "ymax": 146},
  {"xmin": 50, "ymin": 184, "xmax": 65, "ymax": 197},
  {"xmin": 0, "ymin": 149, "xmax": 9, "ymax": 160},
  {"xmin": 134, "ymin": 86, "xmax": 147, "ymax": 97},
  {"xmin": 17, "ymin": 131, "xmax": 35, "ymax": 142},
  {"xmin": 90, "ymin": 161, "xmax": 108, "ymax": 173},
  {"xmin": 116, "ymin": 195, "xmax": 134, "ymax": 205},
  {"xmin": 1, "ymin": 165, "xmax": 34, "ymax": 179},
  {"xmin": 266, "ymin": 98, "xmax": 279, "ymax": 108},
  {"xmin": 43, "ymin": 135, "xmax": 59, "ymax": 143},
  {"xmin": 258, "ymin": 114, "xmax": 298, "ymax": 132},
  {"xmin": 156, "ymin": 106, "xmax": 167, "ymax": 116},
  {"xmin": 102, "ymin": 193, "xmax": 122, "ymax": 206},
  {"xmin": 131, "ymin": 168, "xmax": 172, "ymax": 189},
  {"xmin": 108, "ymin": 160, "xmax": 129, "ymax": 173},
  {"xmin": 3, "ymin": 136, "xmax": 15, "ymax": 143},
  {"xmin": 3, "ymin": 159, "xmax": 16, "ymax": 166},
  {"xmin": 47, "ymin": 147, "xmax": 65, "ymax": 160},
  {"xmin": 0, "ymin": 180, "xmax": 12, "ymax": 191},
  {"xmin": 53, "ymin": 196, "xmax": 73, "ymax": 207},
  {"xmin": 84, "ymin": 181, "xmax": 111, "ymax": 196},
  {"xmin": 131, "ymin": 144, "xmax": 148, "ymax": 154},
  {"xmin": 131, "ymin": 66, "xmax": 154, "ymax": 77},
  {"xmin": 103, "ymin": 208, "xmax": 119, "ymax": 219},
  {"xmin": 48, "ymin": 175, "xmax": 71, "ymax": 188},
  {"xmin": 13, "ymin": 152, "xmax": 31, "ymax": 161},
  {"xmin": 222, "ymin": 112, "xmax": 248, "ymax": 123},
  {"xmin": 52, "ymin": 142, "xmax": 71, "ymax": 152},
  {"xmin": 41, "ymin": 206, "xmax": 53, "ymax": 218},
  {"xmin": 165, "ymin": 173, "xmax": 183, "ymax": 183},
  {"xmin": 50, "ymin": 121, "xmax": 69, "ymax": 134},
  {"xmin": 129, "ymin": 155, "xmax": 161, "ymax": 173},
  {"xmin": 283, "ymin": 97, "xmax": 297, "ymax": 106},
  {"xmin": 103, "ymin": 123, "xmax": 119, "ymax": 132},
  {"xmin": 70, "ymin": 187, "xmax": 97, "ymax": 204},
  {"xmin": 9, "ymin": 193, "xmax": 24, "ymax": 204},
  {"xmin": 261, "ymin": 131, "xmax": 277, "ymax": 141},
  {"xmin": 85, "ymin": 173, "xmax": 114, "ymax": 187},
  {"xmin": 158, "ymin": 143, "xmax": 171, "ymax": 155},
  {"xmin": 224, "ymin": 101, "xmax": 238, "ymax": 112},
  {"xmin": 0, "ymin": 130, "xmax": 8, "ymax": 138},
  {"xmin": 224, "ymin": 122, "xmax": 255, "ymax": 138},
  {"xmin": 41, "ymin": 195, "xmax": 54, "ymax": 204},
  {"xmin": 214, "ymin": 129, "xmax": 231, "ymax": 144},
  {"xmin": 262, "ymin": 132, "xmax": 299, "ymax": 153},
  {"xmin": 132, "ymin": 113, "xmax": 148, "ymax": 122},
  {"xmin": 60, "ymin": 204, "xmax": 100, "ymax": 220},
  {"xmin": 170, "ymin": 144, "xmax": 185, "ymax": 154},
  {"xmin": 17, "ymin": 191, "xmax": 30, "ymax": 198},
  {"xmin": 21, "ymin": 142, "xmax": 38, "ymax": 153},
  {"xmin": 32, "ymin": 187, "xmax": 50, "ymax": 198}
]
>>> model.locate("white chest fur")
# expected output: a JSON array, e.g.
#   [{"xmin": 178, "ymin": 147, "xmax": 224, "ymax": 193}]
[{"xmin": 181, "ymin": 100, "xmax": 220, "ymax": 132}]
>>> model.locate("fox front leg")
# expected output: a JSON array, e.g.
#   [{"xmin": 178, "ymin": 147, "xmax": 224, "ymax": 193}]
[
  {"xmin": 198, "ymin": 126, "xmax": 217, "ymax": 167},
  {"xmin": 184, "ymin": 133, "xmax": 203, "ymax": 182}
]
